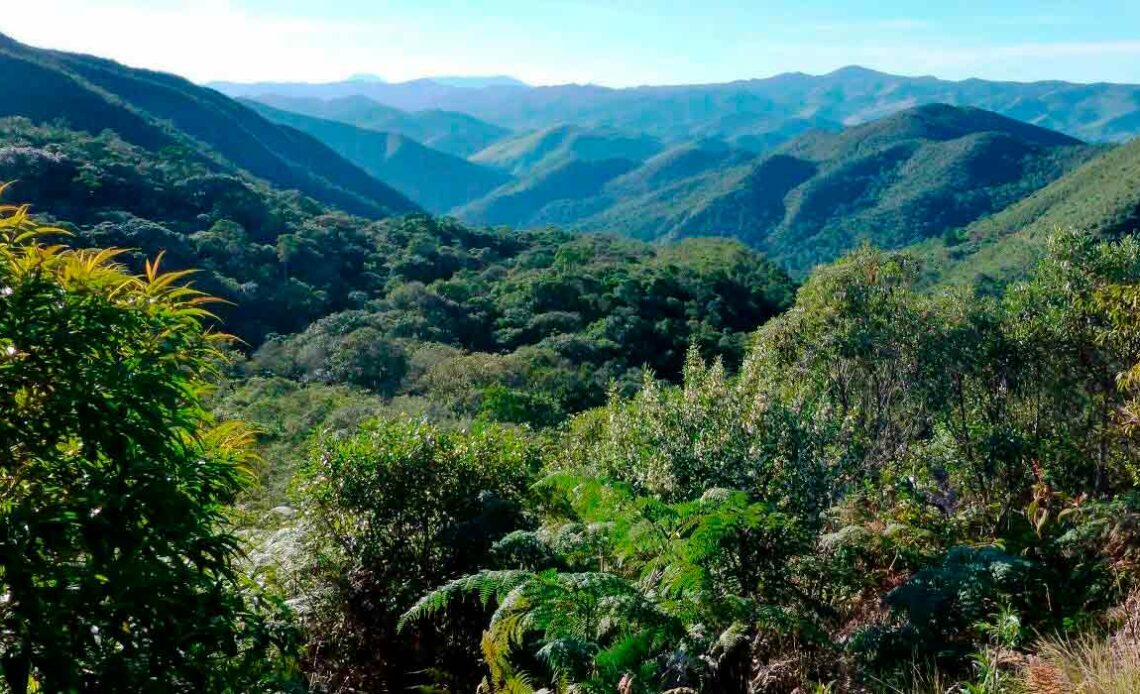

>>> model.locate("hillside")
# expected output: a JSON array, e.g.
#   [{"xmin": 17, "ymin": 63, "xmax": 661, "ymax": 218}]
[
  {"xmin": 448, "ymin": 105, "xmax": 1099, "ymax": 274},
  {"xmin": 605, "ymin": 139, "xmax": 750, "ymax": 195},
  {"xmin": 468, "ymin": 124, "xmax": 663, "ymax": 176},
  {"xmin": 456, "ymin": 157, "xmax": 639, "ymax": 226},
  {"xmin": 732, "ymin": 105, "xmax": 1098, "ymax": 272},
  {"xmin": 456, "ymin": 138, "xmax": 749, "ymax": 229},
  {"xmin": 243, "ymin": 101, "xmax": 510, "ymax": 212},
  {"xmin": 0, "ymin": 33, "xmax": 417, "ymax": 218},
  {"xmin": 211, "ymin": 65, "xmax": 1140, "ymax": 145},
  {"xmin": 245, "ymin": 94, "xmax": 510, "ymax": 156},
  {"xmin": 0, "ymin": 117, "xmax": 796, "ymax": 394},
  {"xmin": 921, "ymin": 134, "xmax": 1140, "ymax": 288},
  {"xmin": 0, "ymin": 117, "xmax": 401, "ymax": 342}
]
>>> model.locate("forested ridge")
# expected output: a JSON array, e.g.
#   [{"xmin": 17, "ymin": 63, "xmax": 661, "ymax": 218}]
[
  {"xmin": 244, "ymin": 92, "xmax": 1111, "ymax": 277},
  {"xmin": 2, "ymin": 31, "xmax": 1140, "ymax": 694},
  {"xmin": 214, "ymin": 64, "xmax": 1140, "ymax": 145}
]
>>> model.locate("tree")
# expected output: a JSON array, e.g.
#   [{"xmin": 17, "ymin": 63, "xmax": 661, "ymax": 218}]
[{"xmin": 0, "ymin": 199, "xmax": 296, "ymax": 691}]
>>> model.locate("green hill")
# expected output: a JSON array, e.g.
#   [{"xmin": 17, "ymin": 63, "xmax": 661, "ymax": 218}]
[
  {"xmin": 557, "ymin": 104, "xmax": 1098, "ymax": 275},
  {"xmin": 604, "ymin": 139, "xmax": 749, "ymax": 195},
  {"xmin": 456, "ymin": 157, "xmax": 639, "ymax": 226},
  {"xmin": 246, "ymin": 94, "xmax": 511, "ymax": 156},
  {"xmin": 0, "ymin": 32, "xmax": 416, "ymax": 218},
  {"xmin": 450, "ymin": 138, "xmax": 748, "ymax": 231},
  {"xmin": 242, "ymin": 101, "xmax": 510, "ymax": 213},
  {"xmin": 469, "ymin": 124, "xmax": 663, "ymax": 177},
  {"xmin": 920, "ymin": 135, "xmax": 1140, "ymax": 288}
]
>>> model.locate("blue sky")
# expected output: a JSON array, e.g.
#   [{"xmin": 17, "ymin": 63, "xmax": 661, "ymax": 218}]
[{"xmin": 6, "ymin": 0, "xmax": 1140, "ymax": 86}]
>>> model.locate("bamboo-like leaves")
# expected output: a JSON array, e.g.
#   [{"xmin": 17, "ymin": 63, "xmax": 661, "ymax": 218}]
[{"xmin": 0, "ymin": 195, "xmax": 288, "ymax": 688}]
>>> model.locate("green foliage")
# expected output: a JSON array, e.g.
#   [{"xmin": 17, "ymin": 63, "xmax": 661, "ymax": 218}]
[
  {"xmin": 295, "ymin": 417, "xmax": 541, "ymax": 691},
  {"xmin": 385, "ymin": 233, "xmax": 1140, "ymax": 692},
  {"xmin": 0, "ymin": 204, "xmax": 297, "ymax": 691},
  {"xmin": 885, "ymin": 546, "xmax": 1037, "ymax": 654},
  {"xmin": 401, "ymin": 474, "xmax": 815, "ymax": 692},
  {"xmin": 557, "ymin": 349, "xmax": 831, "ymax": 511},
  {"xmin": 251, "ymin": 226, "xmax": 794, "ymax": 421}
]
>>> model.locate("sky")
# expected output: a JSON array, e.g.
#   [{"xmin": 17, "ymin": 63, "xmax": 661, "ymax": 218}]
[{"xmin": 6, "ymin": 0, "xmax": 1140, "ymax": 87}]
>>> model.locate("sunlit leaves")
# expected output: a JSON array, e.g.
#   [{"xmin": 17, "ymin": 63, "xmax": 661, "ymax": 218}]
[{"xmin": 0, "ymin": 200, "xmax": 295, "ymax": 691}]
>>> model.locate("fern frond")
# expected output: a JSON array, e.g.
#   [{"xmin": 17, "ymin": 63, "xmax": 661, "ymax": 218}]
[{"xmin": 398, "ymin": 570, "xmax": 532, "ymax": 631}]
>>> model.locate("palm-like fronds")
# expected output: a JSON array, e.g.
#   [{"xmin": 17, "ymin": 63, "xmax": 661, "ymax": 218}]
[{"xmin": 399, "ymin": 469, "xmax": 813, "ymax": 692}]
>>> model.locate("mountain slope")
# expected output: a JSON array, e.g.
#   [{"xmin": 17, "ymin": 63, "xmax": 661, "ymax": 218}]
[
  {"xmin": 618, "ymin": 105, "xmax": 1098, "ymax": 274},
  {"xmin": 605, "ymin": 139, "xmax": 749, "ymax": 196},
  {"xmin": 208, "ymin": 77, "xmax": 513, "ymax": 113},
  {"xmin": 0, "ymin": 33, "xmax": 417, "ymax": 218},
  {"xmin": 449, "ymin": 137, "xmax": 743, "ymax": 229},
  {"xmin": 246, "ymin": 94, "xmax": 510, "ymax": 156},
  {"xmin": 469, "ymin": 124, "xmax": 663, "ymax": 177},
  {"xmin": 0, "ymin": 117, "xmax": 404, "ymax": 343},
  {"xmin": 446, "ymin": 105, "xmax": 1097, "ymax": 275},
  {"xmin": 243, "ymin": 101, "xmax": 509, "ymax": 212},
  {"xmin": 212, "ymin": 66, "xmax": 1140, "ymax": 145},
  {"xmin": 456, "ymin": 157, "xmax": 639, "ymax": 226},
  {"xmin": 922, "ymin": 135, "xmax": 1140, "ymax": 288}
]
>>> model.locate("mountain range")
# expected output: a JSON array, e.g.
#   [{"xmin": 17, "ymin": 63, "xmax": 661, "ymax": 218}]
[
  {"xmin": 242, "ymin": 89, "xmax": 1107, "ymax": 274},
  {"xmin": 211, "ymin": 65, "xmax": 1140, "ymax": 145},
  {"xmin": 242, "ymin": 94, "xmax": 510, "ymax": 156},
  {"xmin": 0, "ymin": 30, "xmax": 1138, "ymax": 287}
]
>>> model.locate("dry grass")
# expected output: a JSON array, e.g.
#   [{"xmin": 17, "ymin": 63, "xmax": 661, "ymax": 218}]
[
  {"xmin": 867, "ymin": 663, "xmax": 952, "ymax": 694},
  {"xmin": 1022, "ymin": 657, "xmax": 1072, "ymax": 694},
  {"xmin": 1023, "ymin": 633, "xmax": 1140, "ymax": 694}
]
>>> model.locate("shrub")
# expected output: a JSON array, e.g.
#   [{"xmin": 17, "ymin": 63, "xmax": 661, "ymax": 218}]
[{"xmin": 295, "ymin": 417, "xmax": 541, "ymax": 691}]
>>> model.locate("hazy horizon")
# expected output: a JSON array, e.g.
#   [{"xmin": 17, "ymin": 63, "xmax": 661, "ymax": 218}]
[
  {"xmin": 203, "ymin": 63, "xmax": 1140, "ymax": 90},
  {"xmin": 6, "ymin": 0, "xmax": 1140, "ymax": 88}
]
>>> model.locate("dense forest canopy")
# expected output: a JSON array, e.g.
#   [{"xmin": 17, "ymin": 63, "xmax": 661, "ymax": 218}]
[{"xmin": 0, "ymin": 118, "xmax": 795, "ymax": 423}]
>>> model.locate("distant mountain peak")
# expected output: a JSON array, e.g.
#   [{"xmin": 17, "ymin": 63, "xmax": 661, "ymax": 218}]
[
  {"xmin": 826, "ymin": 65, "xmax": 888, "ymax": 78},
  {"xmin": 426, "ymin": 75, "xmax": 527, "ymax": 89},
  {"xmin": 347, "ymin": 73, "xmax": 386, "ymax": 83}
]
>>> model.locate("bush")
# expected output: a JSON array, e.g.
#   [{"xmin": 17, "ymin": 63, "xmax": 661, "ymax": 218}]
[{"xmin": 295, "ymin": 418, "xmax": 541, "ymax": 691}]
